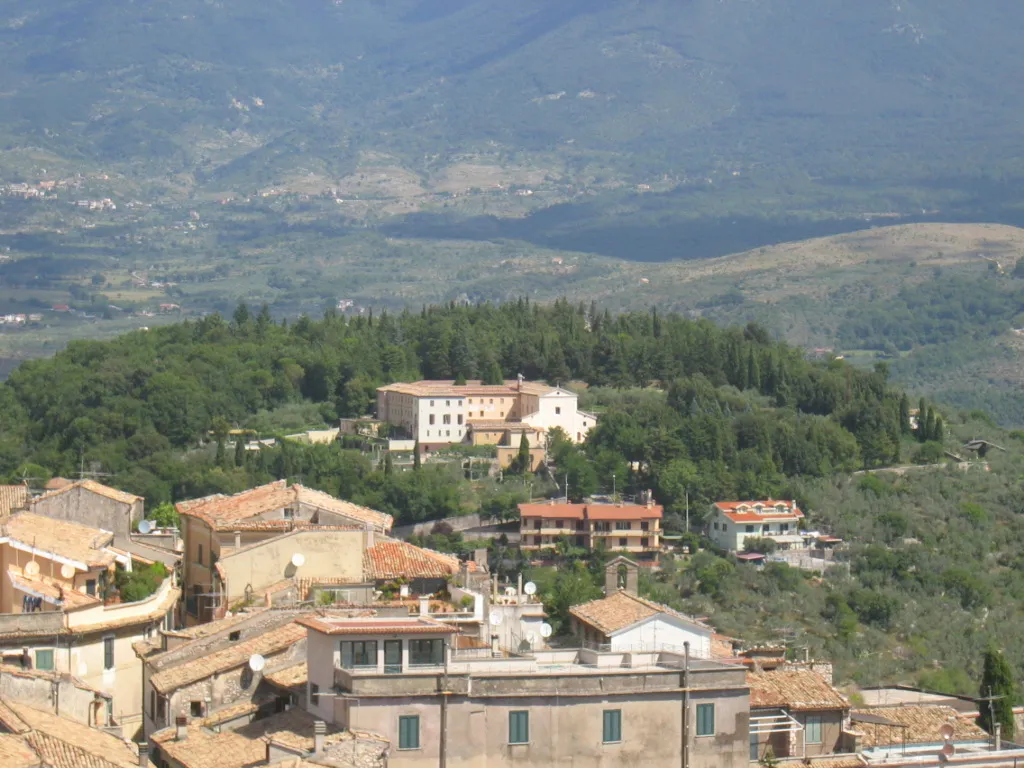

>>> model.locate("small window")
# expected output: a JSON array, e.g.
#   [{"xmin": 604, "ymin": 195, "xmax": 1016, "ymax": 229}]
[
  {"xmin": 197, "ymin": 544, "xmax": 204, "ymax": 566},
  {"xmin": 283, "ymin": 508, "xmax": 293, "ymax": 520},
  {"xmin": 696, "ymin": 704, "xmax": 715, "ymax": 736},
  {"xmin": 446, "ymin": 430, "xmax": 450, "ymax": 437},
  {"xmin": 781, "ymin": 523, "xmax": 789, "ymax": 532},
  {"xmin": 618, "ymin": 538, "xmax": 627, "ymax": 547},
  {"xmin": 712, "ymin": 522, "xmax": 719, "ymax": 531},
  {"xmin": 430, "ymin": 400, "xmax": 435, "ymax": 407},
  {"xmin": 229, "ymin": 631, "xmax": 241, "ymax": 641},
  {"xmin": 555, "ymin": 520, "xmax": 563, "ymax": 528},
  {"xmin": 399, "ymin": 715, "xmax": 420, "ymax": 750},
  {"xmin": 641, "ymin": 538, "xmax": 649, "ymax": 548},
  {"xmin": 603, "ymin": 709, "xmax": 622, "ymax": 743},
  {"xmin": 35, "ymin": 649, "xmax": 54, "ymax": 671},
  {"xmin": 489, "ymin": 399, "xmax": 493, "ymax": 405},
  {"xmin": 641, "ymin": 521, "xmax": 649, "ymax": 531},
  {"xmin": 534, "ymin": 536, "xmax": 542, "ymax": 546},
  {"xmin": 533, "ymin": 520, "xmax": 541, "ymax": 530},
  {"xmin": 468, "ymin": 398, "xmax": 473, "ymax": 404},
  {"xmin": 509, "ymin": 711, "xmax": 529, "ymax": 744},
  {"xmin": 103, "ymin": 636, "xmax": 115, "ymax": 671},
  {"xmin": 310, "ymin": 682, "xmax": 320, "ymax": 705},
  {"xmin": 86, "ymin": 579, "xmax": 97, "ymax": 597},
  {"xmin": 446, "ymin": 400, "xmax": 450, "ymax": 407},
  {"xmin": 762, "ymin": 525, "xmax": 770, "ymax": 534},
  {"xmin": 429, "ymin": 414, "xmax": 435, "ymax": 425},
  {"xmin": 190, "ymin": 701, "xmax": 203, "ymax": 717},
  {"xmin": 745, "ymin": 525, "xmax": 755, "ymax": 533},
  {"xmin": 457, "ymin": 414, "xmax": 463, "ymax": 425},
  {"xmin": 616, "ymin": 521, "xmax": 630, "ymax": 530},
  {"xmin": 805, "ymin": 714, "xmax": 822, "ymax": 745},
  {"xmin": 479, "ymin": 410, "xmax": 484, "ymax": 417},
  {"xmin": 555, "ymin": 406, "xmax": 561, "ymax": 415}
]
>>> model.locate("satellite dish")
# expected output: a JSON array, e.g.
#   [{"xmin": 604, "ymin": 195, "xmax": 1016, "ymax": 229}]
[
  {"xmin": 248, "ymin": 654, "xmax": 266, "ymax": 672},
  {"xmin": 504, "ymin": 586, "xmax": 517, "ymax": 597},
  {"xmin": 138, "ymin": 520, "xmax": 154, "ymax": 534},
  {"xmin": 291, "ymin": 553, "xmax": 305, "ymax": 568},
  {"xmin": 488, "ymin": 610, "xmax": 504, "ymax": 626},
  {"xmin": 24, "ymin": 561, "xmax": 40, "ymax": 577},
  {"xmin": 540, "ymin": 623, "xmax": 553, "ymax": 638},
  {"xmin": 940, "ymin": 742, "xmax": 954, "ymax": 757},
  {"xmin": 523, "ymin": 581, "xmax": 537, "ymax": 596},
  {"xmin": 60, "ymin": 564, "xmax": 76, "ymax": 580},
  {"xmin": 939, "ymin": 723, "xmax": 955, "ymax": 740}
]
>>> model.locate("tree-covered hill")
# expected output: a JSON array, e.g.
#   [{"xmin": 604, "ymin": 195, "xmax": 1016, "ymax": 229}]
[{"xmin": 0, "ymin": 301, "xmax": 908, "ymax": 505}]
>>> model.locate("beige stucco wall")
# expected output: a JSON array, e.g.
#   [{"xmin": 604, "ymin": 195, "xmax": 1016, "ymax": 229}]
[
  {"xmin": 344, "ymin": 688, "xmax": 750, "ymax": 768},
  {"xmin": 219, "ymin": 530, "xmax": 365, "ymax": 603}
]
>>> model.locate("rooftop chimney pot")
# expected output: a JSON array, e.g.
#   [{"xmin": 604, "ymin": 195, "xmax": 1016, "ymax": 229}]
[
  {"xmin": 138, "ymin": 743, "xmax": 149, "ymax": 768},
  {"xmin": 175, "ymin": 715, "xmax": 188, "ymax": 742},
  {"xmin": 314, "ymin": 720, "xmax": 327, "ymax": 754}
]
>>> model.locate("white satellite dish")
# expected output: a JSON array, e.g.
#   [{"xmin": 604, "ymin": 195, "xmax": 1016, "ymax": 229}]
[
  {"xmin": 523, "ymin": 581, "xmax": 537, "ymax": 596},
  {"xmin": 248, "ymin": 654, "xmax": 266, "ymax": 672},
  {"xmin": 60, "ymin": 564, "xmax": 76, "ymax": 580},
  {"xmin": 24, "ymin": 561, "xmax": 40, "ymax": 577},
  {"xmin": 939, "ymin": 723, "xmax": 955, "ymax": 740},
  {"xmin": 539, "ymin": 623, "xmax": 553, "ymax": 638},
  {"xmin": 488, "ymin": 610, "xmax": 504, "ymax": 626},
  {"xmin": 504, "ymin": 586, "xmax": 517, "ymax": 597},
  {"xmin": 138, "ymin": 520, "xmax": 154, "ymax": 534},
  {"xmin": 291, "ymin": 553, "xmax": 305, "ymax": 568}
]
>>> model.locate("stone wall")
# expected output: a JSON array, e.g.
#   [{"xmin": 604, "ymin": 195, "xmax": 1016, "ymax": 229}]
[{"xmin": 31, "ymin": 486, "xmax": 141, "ymax": 538}]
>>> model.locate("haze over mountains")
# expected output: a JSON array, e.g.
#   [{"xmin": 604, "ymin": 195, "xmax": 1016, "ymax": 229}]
[{"xmin": 2, "ymin": 0, "xmax": 1024, "ymax": 420}]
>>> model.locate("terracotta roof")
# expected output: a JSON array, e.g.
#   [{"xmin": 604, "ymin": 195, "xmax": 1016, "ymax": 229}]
[
  {"xmin": 518, "ymin": 502, "xmax": 663, "ymax": 521},
  {"xmin": 199, "ymin": 697, "xmax": 270, "ymax": 728},
  {"xmin": 2, "ymin": 701, "xmax": 139, "ymax": 768},
  {"xmin": 363, "ymin": 539, "xmax": 474, "ymax": 580},
  {"xmin": 0, "ymin": 734, "xmax": 39, "ymax": 768},
  {"xmin": 713, "ymin": 500, "xmax": 804, "ymax": 523},
  {"xmin": 747, "ymin": 669, "xmax": 848, "ymax": 711},
  {"xmin": 150, "ymin": 620, "xmax": 307, "ymax": 694},
  {"xmin": 176, "ymin": 481, "xmax": 392, "ymax": 532},
  {"xmin": 851, "ymin": 705, "xmax": 987, "ymax": 747},
  {"xmin": 792, "ymin": 758, "xmax": 867, "ymax": 768},
  {"xmin": 585, "ymin": 504, "xmax": 663, "ymax": 520},
  {"xmin": 152, "ymin": 709, "xmax": 350, "ymax": 768},
  {"xmin": 8, "ymin": 569, "xmax": 101, "ymax": 610},
  {"xmin": 263, "ymin": 662, "xmax": 307, "ymax": 688},
  {"xmin": 378, "ymin": 379, "xmax": 555, "ymax": 398},
  {"xmin": 162, "ymin": 612, "xmax": 253, "ymax": 641},
  {"xmin": 0, "ymin": 485, "xmax": 29, "ymax": 516},
  {"xmin": 43, "ymin": 478, "xmax": 73, "ymax": 491},
  {"xmin": 569, "ymin": 590, "xmax": 709, "ymax": 636},
  {"xmin": 519, "ymin": 503, "xmax": 587, "ymax": 520},
  {"xmin": 32, "ymin": 479, "xmax": 141, "ymax": 507},
  {"xmin": 297, "ymin": 616, "xmax": 458, "ymax": 636},
  {"xmin": 1, "ymin": 512, "xmax": 117, "ymax": 568}
]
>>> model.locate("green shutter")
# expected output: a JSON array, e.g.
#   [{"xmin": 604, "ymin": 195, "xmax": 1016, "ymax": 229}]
[
  {"xmin": 399, "ymin": 715, "xmax": 420, "ymax": 749},
  {"xmin": 696, "ymin": 704, "xmax": 715, "ymax": 736},
  {"xmin": 509, "ymin": 711, "xmax": 529, "ymax": 744},
  {"xmin": 35, "ymin": 649, "xmax": 54, "ymax": 671},
  {"xmin": 603, "ymin": 710, "xmax": 622, "ymax": 743}
]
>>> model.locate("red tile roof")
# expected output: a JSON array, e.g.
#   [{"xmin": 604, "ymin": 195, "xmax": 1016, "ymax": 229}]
[
  {"xmin": 363, "ymin": 539, "xmax": 475, "ymax": 581},
  {"xmin": 518, "ymin": 503, "xmax": 663, "ymax": 521},
  {"xmin": 0, "ymin": 485, "xmax": 28, "ymax": 517},
  {"xmin": 177, "ymin": 481, "xmax": 392, "ymax": 532},
  {"xmin": 713, "ymin": 500, "xmax": 804, "ymax": 523},
  {"xmin": 569, "ymin": 590, "xmax": 710, "ymax": 635},
  {"xmin": 297, "ymin": 616, "xmax": 458, "ymax": 636},
  {"xmin": 32, "ymin": 479, "xmax": 141, "ymax": 507},
  {"xmin": 747, "ymin": 669, "xmax": 848, "ymax": 711}
]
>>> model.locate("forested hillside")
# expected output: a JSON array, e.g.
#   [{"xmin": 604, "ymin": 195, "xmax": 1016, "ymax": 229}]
[{"xmin": 0, "ymin": 301, "xmax": 906, "ymax": 509}]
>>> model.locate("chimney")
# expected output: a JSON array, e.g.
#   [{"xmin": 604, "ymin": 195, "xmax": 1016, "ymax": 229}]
[
  {"xmin": 460, "ymin": 561, "xmax": 469, "ymax": 589},
  {"xmin": 314, "ymin": 720, "xmax": 327, "ymax": 754},
  {"xmin": 175, "ymin": 715, "xmax": 188, "ymax": 742},
  {"xmin": 138, "ymin": 743, "xmax": 149, "ymax": 767},
  {"xmin": 365, "ymin": 522, "xmax": 374, "ymax": 549},
  {"xmin": 234, "ymin": 530, "xmax": 241, "ymax": 549},
  {"xmin": 995, "ymin": 722, "xmax": 1002, "ymax": 751},
  {"xmin": 491, "ymin": 634, "xmax": 500, "ymax": 657},
  {"xmin": 517, "ymin": 573, "xmax": 523, "ymax": 604}
]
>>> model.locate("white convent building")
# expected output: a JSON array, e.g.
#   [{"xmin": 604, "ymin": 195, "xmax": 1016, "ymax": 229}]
[{"xmin": 376, "ymin": 378, "xmax": 597, "ymax": 454}]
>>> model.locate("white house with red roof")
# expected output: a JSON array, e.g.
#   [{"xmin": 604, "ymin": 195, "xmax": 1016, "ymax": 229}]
[{"xmin": 708, "ymin": 500, "xmax": 805, "ymax": 553}]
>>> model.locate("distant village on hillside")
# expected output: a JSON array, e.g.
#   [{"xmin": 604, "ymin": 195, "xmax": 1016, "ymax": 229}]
[{"xmin": 0, "ymin": 379, "xmax": 1015, "ymax": 768}]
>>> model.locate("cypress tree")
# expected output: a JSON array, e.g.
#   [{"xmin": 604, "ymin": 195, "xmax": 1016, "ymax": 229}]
[
  {"xmin": 932, "ymin": 416, "xmax": 944, "ymax": 443},
  {"xmin": 413, "ymin": 441, "xmax": 422, "ymax": 470},
  {"xmin": 234, "ymin": 437, "xmax": 246, "ymax": 467},
  {"xmin": 383, "ymin": 452, "xmax": 394, "ymax": 476},
  {"xmin": 979, "ymin": 648, "xmax": 1016, "ymax": 738},
  {"xmin": 515, "ymin": 433, "xmax": 532, "ymax": 475},
  {"xmin": 215, "ymin": 437, "xmax": 227, "ymax": 468},
  {"xmin": 899, "ymin": 394, "xmax": 911, "ymax": 434},
  {"xmin": 924, "ymin": 408, "xmax": 936, "ymax": 444}
]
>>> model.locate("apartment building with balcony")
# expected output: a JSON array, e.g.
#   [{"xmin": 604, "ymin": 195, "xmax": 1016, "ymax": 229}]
[
  {"xmin": 708, "ymin": 500, "xmax": 805, "ymax": 553},
  {"xmin": 376, "ymin": 377, "xmax": 597, "ymax": 454},
  {"xmin": 301, "ymin": 613, "xmax": 752, "ymax": 768},
  {"xmin": 518, "ymin": 501, "xmax": 662, "ymax": 558}
]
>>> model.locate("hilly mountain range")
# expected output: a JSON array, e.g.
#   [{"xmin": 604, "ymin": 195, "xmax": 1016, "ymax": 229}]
[{"xmin": 2, "ymin": 0, "xmax": 1024, "ymax": 421}]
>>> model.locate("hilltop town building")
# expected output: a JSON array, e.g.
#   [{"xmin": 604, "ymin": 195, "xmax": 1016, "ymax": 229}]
[
  {"xmin": 376, "ymin": 378, "xmax": 597, "ymax": 457},
  {"xmin": 708, "ymin": 500, "xmax": 806, "ymax": 553},
  {"xmin": 518, "ymin": 501, "xmax": 662, "ymax": 557}
]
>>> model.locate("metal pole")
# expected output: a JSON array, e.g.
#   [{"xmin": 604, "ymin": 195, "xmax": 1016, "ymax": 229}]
[
  {"xmin": 685, "ymin": 490, "xmax": 689, "ymax": 533},
  {"xmin": 612, "ymin": 474, "xmax": 616, "ymax": 500},
  {"xmin": 682, "ymin": 640, "xmax": 690, "ymax": 768}
]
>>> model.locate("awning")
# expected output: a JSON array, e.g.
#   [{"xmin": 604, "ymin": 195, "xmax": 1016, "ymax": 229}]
[{"xmin": 9, "ymin": 572, "xmax": 64, "ymax": 606}]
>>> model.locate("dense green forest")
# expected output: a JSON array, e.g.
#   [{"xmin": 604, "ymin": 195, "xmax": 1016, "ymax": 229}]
[{"xmin": 0, "ymin": 301, "xmax": 908, "ymax": 515}]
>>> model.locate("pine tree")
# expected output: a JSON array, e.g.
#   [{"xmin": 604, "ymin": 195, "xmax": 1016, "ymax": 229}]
[{"xmin": 979, "ymin": 648, "xmax": 1016, "ymax": 738}]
